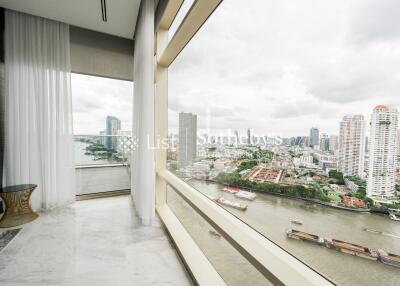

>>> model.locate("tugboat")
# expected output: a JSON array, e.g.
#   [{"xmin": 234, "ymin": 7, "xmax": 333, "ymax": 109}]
[{"xmin": 377, "ymin": 249, "xmax": 400, "ymax": 268}]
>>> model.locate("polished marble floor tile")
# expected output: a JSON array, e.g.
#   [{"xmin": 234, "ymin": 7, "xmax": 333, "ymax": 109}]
[{"xmin": 0, "ymin": 195, "xmax": 192, "ymax": 286}]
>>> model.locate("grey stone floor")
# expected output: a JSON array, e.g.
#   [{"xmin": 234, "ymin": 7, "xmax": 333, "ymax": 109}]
[{"xmin": 0, "ymin": 195, "xmax": 192, "ymax": 286}]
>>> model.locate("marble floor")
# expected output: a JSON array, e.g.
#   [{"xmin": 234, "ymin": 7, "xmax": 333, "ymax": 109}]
[{"xmin": 0, "ymin": 195, "xmax": 193, "ymax": 286}]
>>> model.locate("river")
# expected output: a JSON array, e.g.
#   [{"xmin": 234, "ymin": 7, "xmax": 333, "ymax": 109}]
[
  {"xmin": 174, "ymin": 179, "xmax": 400, "ymax": 285},
  {"xmin": 74, "ymin": 141, "xmax": 113, "ymax": 165}
]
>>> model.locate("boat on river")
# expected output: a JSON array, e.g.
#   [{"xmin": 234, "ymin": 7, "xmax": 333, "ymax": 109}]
[
  {"xmin": 235, "ymin": 190, "xmax": 256, "ymax": 201},
  {"xmin": 389, "ymin": 213, "xmax": 400, "ymax": 221},
  {"xmin": 222, "ymin": 187, "xmax": 240, "ymax": 194},
  {"xmin": 324, "ymin": 237, "xmax": 378, "ymax": 260},
  {"xmin": 217, "ymin": 197, "xmax": 248, "ymax": 210},
  {"xmin": 286, "ymin": 229, "xmax": 324, "ymax": 244},
  {"xmin": 377, "ymin": 249, "xmax": 400, "ymax": 268},
  {"xmin": 290, "ymin": 219, "xmax": 303, "ymax": 225}
]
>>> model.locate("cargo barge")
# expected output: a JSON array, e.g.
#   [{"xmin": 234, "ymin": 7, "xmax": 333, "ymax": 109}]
[
  {"xmin": 286, "ymin": 229, "xmax": 400, "ymax": 268},
  {"xmin": 324, "ymin": 237, "xmax": 378, "ymax": 260}
]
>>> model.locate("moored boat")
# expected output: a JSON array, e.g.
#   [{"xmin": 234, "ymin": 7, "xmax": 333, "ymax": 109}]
[
  {"xmin": 222, "ymin": 187, "xmax": 240, "ymax": 194},
  {"xmin": 235, "ymin": 190, "xmax": 256, "ymax": 201},
  {"xmin": 389, "ymin": 213, "xmax": 400, "ymax": 221},
  {"xmin": 377, "ymin": 249, "xmax": 400, "ymax": 268},
  {"xmin": 324, "ymin": 237, "xmax": 378, "ymax": 260},
  {"xmin": 286, "ymin": 229, "xmax": 324, "ymax": 244},
  {"xmin": 217, "ymin": 197, "xmax": 247, "ymax": 210}
]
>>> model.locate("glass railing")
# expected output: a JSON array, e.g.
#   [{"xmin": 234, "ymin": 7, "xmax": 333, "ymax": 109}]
[{"xmin": 74, "ymin": 135, "xmax": 133, "ymax": 195}]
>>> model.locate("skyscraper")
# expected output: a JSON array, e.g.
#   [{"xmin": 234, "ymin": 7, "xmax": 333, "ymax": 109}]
[
  {"xmin": 178, "ymin": 112, "xmax": 197, "ymax": 169},
  {"xmin": 329, "ymin": 135, "xmax": 339, "ymax": 153},
  {"xmin": 247, "ymin": 128, "xmax": 252, "ymax": 145},
  {"xmin": 367, "ymin": 105, "xmax": 399, "ymax": 198},
  {"xmin": 338, "ymin": 115, "xmax": 366, "ymax": 177},
  {"xmin": 309, "ymin": 127, "xmax": 319, "ymax": 148},
  {"xmin": 106, "ymin": 115, "xmax": 121, "ymax": 149}
]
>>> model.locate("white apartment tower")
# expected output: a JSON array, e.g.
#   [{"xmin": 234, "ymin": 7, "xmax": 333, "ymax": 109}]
[
  {"xmin": 178, "ymin": 112, "xmax": 197, "ymax": 169},
  {"xmin": 338, "ymin": 115, "xmax": 366, "ymax": 177},
  {"xmin": 367, "ymin": 105, "xmax": 399, "ymax": 198}
]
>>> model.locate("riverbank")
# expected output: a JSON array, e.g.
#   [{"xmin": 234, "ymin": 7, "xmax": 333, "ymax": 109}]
[{"xmin": 203, "ymin": 179, "xmax": 372, "ymax": 213}]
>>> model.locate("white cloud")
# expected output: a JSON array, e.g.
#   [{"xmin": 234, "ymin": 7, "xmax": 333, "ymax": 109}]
[
  {"xmin": 168, "ymin": 0, "xmax": 400, "ymax": 137},
  {"xmin": 71, "ymin": 74, "xmax": 133, "ymax": 134}
]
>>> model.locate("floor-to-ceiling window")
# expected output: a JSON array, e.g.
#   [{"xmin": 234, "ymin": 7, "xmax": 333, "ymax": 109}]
[
  {"xmin": 166, "ymin": 0, "xmax": 400, "ymax": 285},
  {"xmin": 72, "ymin": 73, "xmax": 133, "ymax": 195}
]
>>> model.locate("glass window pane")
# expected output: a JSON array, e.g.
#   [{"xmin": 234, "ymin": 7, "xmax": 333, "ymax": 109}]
[
  {"xmin": 167, "ymin": 0, "xmax": 400, "ymax": 285},
  {"xmin": 72, "ymin": 73, "xmax": 133, "ymax": 194}
]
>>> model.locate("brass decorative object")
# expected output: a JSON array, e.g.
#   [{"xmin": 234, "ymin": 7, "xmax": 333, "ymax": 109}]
[{"xmin": 0, "ymin": 184, "xmax": 38, "ymax": 228}]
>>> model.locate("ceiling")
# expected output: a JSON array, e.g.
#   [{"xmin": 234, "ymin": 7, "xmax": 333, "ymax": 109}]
[{"xmin": 0, "ymin": 0, "xmax": 142, "ymax": 39}]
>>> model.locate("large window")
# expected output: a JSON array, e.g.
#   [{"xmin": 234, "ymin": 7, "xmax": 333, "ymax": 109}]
[
  {"xmin": 167, "ymin": 0, "xmax": 400, "ymax": 285},
  {"xmin": 72, "ymin": 73, "xmax": 133, "ymax": 194}
]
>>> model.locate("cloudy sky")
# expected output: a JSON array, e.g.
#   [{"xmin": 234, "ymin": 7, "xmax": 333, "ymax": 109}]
[
  {"xmin": 72, "ymin": 74, "xmax": 133, "ymax": 134},
  {"xmin": 168, "ymin": 0, "xmax": 400, "ymax": 138}
]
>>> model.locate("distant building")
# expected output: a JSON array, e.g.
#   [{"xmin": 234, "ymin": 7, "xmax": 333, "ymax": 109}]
[
  {"xmin": 178, "ymin": 112, "xmax": 197, "ymax": 169},
  {"xmin": 367, "ymin": 105, "xmax": 399, "ymax": 198},
  {"xmin": 234, "ymin": 130, "xmax": 240, "ymax": 144},
  {"xmin": 338, "ymin": 115, "xmax": 365, "ymax": 177},
  {"xmin": 320, "ymin": 133, "xmax": 329, "ymax": 152},
  {"xmin": 106, "ymin": 116, "xmax": 121, "ymax": 150},
  {"xmin": 329, "ymin": 135, "xmax": 339, "ymax": 153},
  {"xmin": 247, "ymin": 128, "xmax": 252, "ymax": 145},
  {"xmin": 309, "ymin": 127, "xmax": 319, "ymax": 148}
]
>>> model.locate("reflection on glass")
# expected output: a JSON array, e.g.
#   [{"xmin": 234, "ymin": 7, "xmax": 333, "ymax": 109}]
[{"xmin": 167, "ymin": 0, "xmax": 400, "ymax": 285}]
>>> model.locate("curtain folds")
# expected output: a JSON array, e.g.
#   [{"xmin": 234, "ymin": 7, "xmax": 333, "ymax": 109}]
[
  {"xmin": 132, "ymin": 0, "xmax": 155, "ymax": 225},
  {"xmin": 4, "ymin": 10, "xmax": 75, "ymax": 210}
]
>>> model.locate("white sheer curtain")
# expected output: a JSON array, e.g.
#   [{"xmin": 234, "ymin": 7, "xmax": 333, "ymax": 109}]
[
  {"xmin": 3, "ymin": 10, "xmax": 75, "ymax": 210},
  {"xmin": 132, "ymin": 0, "xmax": 155, "ymax": 225}
]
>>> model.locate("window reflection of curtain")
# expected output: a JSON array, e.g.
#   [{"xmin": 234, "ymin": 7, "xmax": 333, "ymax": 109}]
[{"xmin": 4, "ymin": 10, "xmax": 75, "ymax": 210}]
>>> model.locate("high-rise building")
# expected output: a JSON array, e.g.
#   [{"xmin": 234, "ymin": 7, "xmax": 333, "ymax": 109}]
[
  {"xmin": 178, "ymin": 112, "xmax": 197, "ymax": 169},
  {"xmin": 309, "ymin": 127, "xmax": 319, "ymax": 148},
  {"xmin": 397, "ymin": 130, "xmax": 400, "ymax": 158},
  {"xmin": 329, "ymin": 135, "xmax": 339, "ymax": 153},
  {"xmin": 320, "ymin": 133, "xmax": 329, "ymax": 152},
  {"xmin": 234, "ymin": 130, "xmax": 240, "ymax": 144},
  {"xmin": 367, "ymin": 105, "xmax": 399, "ymax": 198},
  {"xmin": 106, "ymin": 115, "xmax": 121, "ymax": 150},
  {"xmin": 247, "ymin": 128, "xmax": 252, "ymax": 145},
  {"xmin": 338, "ymin": 115, "xmax": 365, "ymax": 177}
]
